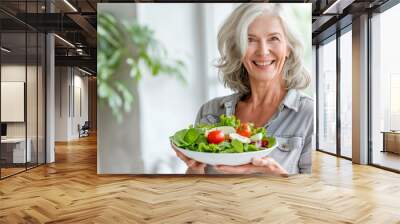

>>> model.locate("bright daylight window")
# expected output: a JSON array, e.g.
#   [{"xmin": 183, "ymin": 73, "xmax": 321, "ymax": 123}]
[
  {"xmin": 317, "ymin": 37, "xmax": 337, "ymax": 155},
  {"xmin": 371, "ymin": 3, "xmax": 400, "ymax": 171}
]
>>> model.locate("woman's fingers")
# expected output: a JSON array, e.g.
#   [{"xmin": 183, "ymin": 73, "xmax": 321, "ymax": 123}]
[
  {"xmin": 174, "ymin": 147, "xmax": 287, "ymax": 176},
  {"xmin": 214, "ymin": 158, "xmax": 289, "ymax": 176},
  {"xmin": 187, "ymin": 160, "xmax": 205, "ymax": 169},
  {"xmin": 174, "ymin": 149, "xmax": 190, "ymax": 163},
  {"xmin": 251, "ymin": 157, "xmax": 270, "ymax": 166},
  {"xmin": 252, "ymin": 157, "xmax": 289, "ymax": 177},
  {"xmin": 215, "ymin": 164, "xmax": 253, "ymax": 174},
  {"xmin": 175, "ymin": 150, "xmax": 195, "ymax": 166},
  {"xmin": 174, "ymin": 149, "xmax": 205, "ymax": 169},
  {"xmin": 192, "ymin": 161, "xmax": 206, "ymax": 169}
]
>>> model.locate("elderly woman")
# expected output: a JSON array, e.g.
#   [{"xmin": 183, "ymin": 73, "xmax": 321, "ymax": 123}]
[{"xmin": 175, "ymin": 3, "xmax": 313, "ymax": 176}]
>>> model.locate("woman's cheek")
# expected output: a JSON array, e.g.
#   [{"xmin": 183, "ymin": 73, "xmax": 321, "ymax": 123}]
[{"xmin": 242, "ymin": 57, "xmax": 252, "ymax": 71}]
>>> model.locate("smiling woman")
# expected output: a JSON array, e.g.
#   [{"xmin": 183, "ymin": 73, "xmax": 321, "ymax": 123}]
[{"xmin": 174, "ymin": 3, "xmax": 314, "ymax": 176}]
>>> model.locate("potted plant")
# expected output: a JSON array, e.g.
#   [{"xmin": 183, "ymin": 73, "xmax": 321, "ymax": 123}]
[{"xmin": 97, "ymin": 12, "xmax": 186, "ymax": 122}]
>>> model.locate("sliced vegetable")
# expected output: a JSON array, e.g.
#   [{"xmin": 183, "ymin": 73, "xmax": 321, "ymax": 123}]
[
  {"xmin": 229, "ymin": 133, "xmax": 251, "ymax": 144},
  {"xmin": 250, "ymin": 133, "xmax": 263, "ymax": 142},
  {"xmin": 252, "ymin": 126, "xmax": 267, "ymax": 137},
  {"xmin": 207, "ymin": 130, "xmax": 225, "ymax": 144},
  {"xmin": 205, "ymin": 126, "xmax": 236, "ymax": 137},
  {"xmin": 261, "ymin": 139, "xmax": 269, "ymax": 148},
  {"xmin": 236, "ymin": 123, "xmax": 251, "ymax": 137}
]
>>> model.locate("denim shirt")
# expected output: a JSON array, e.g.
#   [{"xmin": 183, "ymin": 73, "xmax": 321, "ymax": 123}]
[{"xmin": 195, "ymin": 89, "xmax": 314, "ymax": 174}]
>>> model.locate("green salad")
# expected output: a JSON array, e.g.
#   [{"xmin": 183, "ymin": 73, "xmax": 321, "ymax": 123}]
[{"xmin": 170, "ymin": 115, "xmax": 276, "ymax": 153}]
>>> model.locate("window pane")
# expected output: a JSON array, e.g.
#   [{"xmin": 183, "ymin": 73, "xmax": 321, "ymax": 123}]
[
  {"xmin": 1, "ymin": 30, "xmax": 28, "ymax": 177},
  {"xmin": 371, "ymin": 3, "xmax": 400, "ymax": 171},
  {"xmin": 340, "ymin": 30, "xmax": 352, "ymax": 158},
  {"xmin": 318, "ymin": 38, "xmax": 337, "ymax": 154}
]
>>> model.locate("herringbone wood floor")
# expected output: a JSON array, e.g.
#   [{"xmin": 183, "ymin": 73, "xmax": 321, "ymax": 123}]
[{"xmin": 1, "ymin": 135, "xmax": 400, "ymax": 224}]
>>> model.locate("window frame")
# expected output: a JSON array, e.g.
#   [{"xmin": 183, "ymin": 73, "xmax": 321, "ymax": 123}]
[{"xmin": 315, "ymin": 24, "xmax": 352, "ymax": 161}]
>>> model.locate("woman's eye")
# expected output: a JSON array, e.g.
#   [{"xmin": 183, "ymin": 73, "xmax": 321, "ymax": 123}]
[
  {"xmin": 270, "ymin": 36, "xmax": 280, "ymax": 41},
  {"xmin": 248, "ymin": 37, "xmax": 256, "ymax": 42}
]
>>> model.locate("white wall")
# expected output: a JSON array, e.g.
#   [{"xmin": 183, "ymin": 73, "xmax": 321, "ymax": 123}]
[
  {"xmin": 55, "ymin": 67, "xmax": 68, "ymax": 141},
  {"xmin": 203, "ymin": 4, "xmax": 236, "ymax": 100},
  {"xmin": 71, "ymin": 73, "xmax": 88, "ymax": 138},
  {"xmin": 137, "ymin": 4, "xmax": 206, "ymax": 173}
]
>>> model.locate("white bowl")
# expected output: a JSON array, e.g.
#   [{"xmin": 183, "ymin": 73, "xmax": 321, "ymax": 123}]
[{"xmin": 172, "ymin": 141, "xmax": 278, "ymax": 166}]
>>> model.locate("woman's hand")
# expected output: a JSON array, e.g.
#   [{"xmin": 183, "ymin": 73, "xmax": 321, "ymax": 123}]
[
  {"xmin": 171, "ymin": 143, "xmax": 206, "ymax": 174},
  {"xmin": 214, "ymin": 157, "xmax": 288, "ymax": 177}
]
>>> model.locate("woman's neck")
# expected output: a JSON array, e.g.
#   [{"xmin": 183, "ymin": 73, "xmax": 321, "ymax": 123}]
[{"xmin": 245, "ymin": 78, "xmax": 287, "ymax": 110}]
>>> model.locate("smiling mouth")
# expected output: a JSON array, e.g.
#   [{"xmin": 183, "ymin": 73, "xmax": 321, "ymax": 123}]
[{"xmin": 252, "ymin": 60, "xmax": 275, "ymax": 68}]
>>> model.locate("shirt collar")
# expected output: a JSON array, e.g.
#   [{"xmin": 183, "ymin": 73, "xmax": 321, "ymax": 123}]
[
  {"xmin": 282, "ymin": 89, "xmax": 301, "ymax": 112},
  {"xmin": 220, "ymin": 89, "xmax": 301, "ymax": 112},
  {"xmin": 219, "ymin": 93, "xmax": 241, "ymax": 107}
]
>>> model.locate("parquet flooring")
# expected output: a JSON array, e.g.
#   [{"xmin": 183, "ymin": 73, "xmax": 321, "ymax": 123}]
[
  {"xmin": 1, "ymin": 134, "xmax": 400, "ymax": 223},
  {"xmin": 1, "ymin": 167, "xmax": 26, "ymax": 178}
]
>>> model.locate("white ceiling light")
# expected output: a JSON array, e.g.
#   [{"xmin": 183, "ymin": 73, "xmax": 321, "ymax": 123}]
[
  {"xmin": 1, "ymin": 47, "xmax": 11, "ymax": 53},
  {"xmin": 54, "ymin": 34, "xmax": 75, "ymax": 48},
  {"xmin": 78, "ymin": 67, "xmax": 92, "ymax": 76},
  {"xmin": 63, "ymin": 0, "xmax": 78, "ymax": 12},
  {"xmin": 323, "ymin": 0, "xmax": 342, "ymax": 14},
  {"xmin": 323, "ymin": 0, "xmax": 354, "ymax": 15}
]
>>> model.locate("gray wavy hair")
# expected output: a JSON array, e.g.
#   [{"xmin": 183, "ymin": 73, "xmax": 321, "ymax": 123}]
[{"xmin": 216, "ymin": 3, "xmax": 311, "ymax": 95}]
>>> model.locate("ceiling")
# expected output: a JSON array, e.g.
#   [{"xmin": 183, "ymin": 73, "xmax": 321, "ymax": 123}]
[
  {"xmin": 310, "ymin": 0, "xmax": 391, "ymax": 44},
  {"xmin": 1, "ymin": 0, "xmax": 97, "ymax": 74},
  {"xmin": 0, "ymin": 0, "xmax": 396, "ymax": 75}
]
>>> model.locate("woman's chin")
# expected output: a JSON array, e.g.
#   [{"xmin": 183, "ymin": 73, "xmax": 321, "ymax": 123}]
[{"xmin": 249, "ymin": 72, "xmax": 276, "ymax": 82}]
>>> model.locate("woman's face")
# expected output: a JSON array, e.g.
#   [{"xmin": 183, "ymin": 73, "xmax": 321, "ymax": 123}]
[{"xmin": 242, "ymin": 13, "xmax": 290, "ymax": 82}]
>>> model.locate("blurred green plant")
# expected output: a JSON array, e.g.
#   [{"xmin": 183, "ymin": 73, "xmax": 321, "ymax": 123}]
[{"xmin": 97, "ymin": 12, "xmax": 186, "ymax": 122}]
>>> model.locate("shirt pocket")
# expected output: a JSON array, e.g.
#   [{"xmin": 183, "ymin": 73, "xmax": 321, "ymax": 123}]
[
  {"xmin": 199, "ymin": 114, "xmax": 219, "ymax": 125},
  {"xmin": 276, "ymin": 136, "xmax": 304, "ymax": 152}
]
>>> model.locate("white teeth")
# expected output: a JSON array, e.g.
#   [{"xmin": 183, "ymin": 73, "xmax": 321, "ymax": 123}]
[{"xmin": 254, "ymin": 61, "xmax": 273, "ymax": 66}]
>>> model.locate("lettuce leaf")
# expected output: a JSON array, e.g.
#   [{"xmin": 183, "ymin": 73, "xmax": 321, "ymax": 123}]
[
  {"xmin": 267, "ymin": 136, "xmax": 276, "ymax": 148},
  {"xmin": 231, "ymin": 139, "xmax": 243, "ymax": 153},
  {"xmin": 170, "ymin": 129, "xmax": 188, "ymax": 147},
  {"xmin": 184, "ymin": 128, "xmax": 200, "ymax": 144},
  {"xmin": 218, "ymin": 114, "xmax": 240, "ymax": 128}
]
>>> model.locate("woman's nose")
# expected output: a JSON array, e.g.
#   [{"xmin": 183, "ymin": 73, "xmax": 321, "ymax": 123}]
[{"xmin": 256, "ymin": 41, "xmax": 270, "ymax": 56}]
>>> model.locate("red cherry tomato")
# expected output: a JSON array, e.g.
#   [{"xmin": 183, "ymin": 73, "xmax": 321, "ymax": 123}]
[
  {"xmin": 236, "ymin": 123, "xmax": 251, "ymax": 137},
  {"xmin": 207, "ymin": 130, "xmax": 225, "ymax": 144}
]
